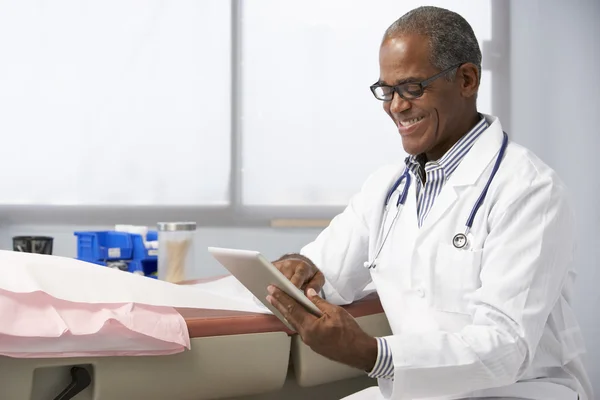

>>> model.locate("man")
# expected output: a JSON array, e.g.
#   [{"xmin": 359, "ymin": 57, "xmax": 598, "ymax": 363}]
[{"xmin": 265, "ymin": 6, "xmax": 592, "ymax": 400}]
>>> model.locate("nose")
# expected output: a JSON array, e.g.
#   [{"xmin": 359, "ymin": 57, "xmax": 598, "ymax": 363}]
[{"xmin": 388, "ymin": 91, "xmax": 411, "ymax": 114}]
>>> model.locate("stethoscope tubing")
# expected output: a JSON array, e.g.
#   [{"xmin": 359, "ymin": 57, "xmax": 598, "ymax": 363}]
[{"xmin": 366, "ymin": 132, "xmax": 509, "ymax": 269}]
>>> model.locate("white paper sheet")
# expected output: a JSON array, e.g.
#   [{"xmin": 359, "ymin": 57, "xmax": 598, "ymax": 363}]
[
  {"xmin": 191, "ymin": 275, "xmax": 273, "ymax": 313},
  {"xmin": 0, "ymin": 251, "xmax": 272, "ymax": 313}
]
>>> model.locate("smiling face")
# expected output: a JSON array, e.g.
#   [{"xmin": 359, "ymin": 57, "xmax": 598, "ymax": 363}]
[{"xmin": 379, "ymin": 34, "xmax": 479, "ymax": 160}]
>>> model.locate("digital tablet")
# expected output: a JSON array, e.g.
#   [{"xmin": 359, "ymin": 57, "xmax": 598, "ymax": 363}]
[{"xmin": 207, "ymin": 247, "xmax": 323, "ymax": 331}]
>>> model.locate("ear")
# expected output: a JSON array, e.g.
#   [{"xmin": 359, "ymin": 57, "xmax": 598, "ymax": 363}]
[{"xmin": 457, "ymin": 63, "xmax": 479, "ymax": 98}]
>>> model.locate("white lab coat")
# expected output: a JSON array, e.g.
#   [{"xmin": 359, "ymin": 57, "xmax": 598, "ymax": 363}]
[{"xmin": 300, "ymin": 115, "xmax": 593, "ymax": 400}]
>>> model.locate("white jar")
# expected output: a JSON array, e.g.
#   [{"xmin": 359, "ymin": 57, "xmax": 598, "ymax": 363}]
[{"xmin": 157, "ymin": 222, "xmax": 196, "ymax": 283}]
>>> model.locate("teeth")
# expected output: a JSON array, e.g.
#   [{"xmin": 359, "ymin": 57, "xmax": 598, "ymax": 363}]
[{"xmin": 400, "ymin": 116, "xmax": 424, "ymax": 127}]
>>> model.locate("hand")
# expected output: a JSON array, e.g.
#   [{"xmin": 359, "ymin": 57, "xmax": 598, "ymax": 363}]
[
  {"xmin": 266, "ymin": 286, "xmax": 377, "ymax": 372},
  {"xmin": 273, "ymin": 255, "xmax": 325, "ymax": 295}
]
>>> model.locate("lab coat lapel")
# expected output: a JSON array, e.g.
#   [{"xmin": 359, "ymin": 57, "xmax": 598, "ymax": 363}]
[{"xmin": 418, "ymin": 115, "xmax": 506, "ymax": 232}]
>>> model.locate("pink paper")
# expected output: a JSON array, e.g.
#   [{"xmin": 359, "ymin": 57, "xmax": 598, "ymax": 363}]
[{"xmin": 0, "ymin": 288, "xmax": 190, "ymax": 358}]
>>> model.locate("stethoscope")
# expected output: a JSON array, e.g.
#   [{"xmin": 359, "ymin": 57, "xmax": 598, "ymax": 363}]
[{"xmin": 364, "ymin": 131, "xmax": 508, "ymax": 269}]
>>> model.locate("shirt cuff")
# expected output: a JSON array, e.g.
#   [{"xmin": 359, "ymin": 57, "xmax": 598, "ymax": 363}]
[{"xmin": 366, "ymin": 337, "xmax": 395, "ymax": 380}]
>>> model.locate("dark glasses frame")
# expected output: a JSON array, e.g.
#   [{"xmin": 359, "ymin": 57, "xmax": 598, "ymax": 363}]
[{"xmin": 370, "ymin": 63, "xmax": 463, "ymax": 101}]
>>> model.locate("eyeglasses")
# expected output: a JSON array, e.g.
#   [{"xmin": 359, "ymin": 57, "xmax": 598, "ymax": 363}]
[{"xmin": 370, "ymin": 64, "xmax": 462, "ymax": 101}]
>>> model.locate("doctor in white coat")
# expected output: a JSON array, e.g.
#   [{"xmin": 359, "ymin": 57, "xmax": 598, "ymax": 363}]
[{"xmin": 266, "ymin": 6, "xmax": 592, "ymax": 400}]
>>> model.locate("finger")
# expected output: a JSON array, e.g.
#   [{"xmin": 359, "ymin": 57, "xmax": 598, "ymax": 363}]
[
  {"xmin": 289, "ymin": 263, "xmax": 310, "ymax": 289},
  {"xmin": 266, "ymin": 293, "xmax": 299, "ymax": 331},
  {"xmin": 306, "ymin": 288, "xmax": 333, "ymax": 313},
  {"xmin": 274, "ymin": 260, "xmax": 294, "ymax": 280},
  {"xmin": 267, "ymin": 289, "xmax": 305, "ymax": 331},
  {"xmin": 303, "ymin": 272, "xmax": 325, "ymax": 294},
  {"xmin": 267, "ymin": 285, "xmax": 315, "ymax": 330}
]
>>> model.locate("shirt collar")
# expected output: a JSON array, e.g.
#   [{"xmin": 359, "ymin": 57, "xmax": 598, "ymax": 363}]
[{"xmin": 404, "ymin": 116, "xmax": 489, "ymax": 180}]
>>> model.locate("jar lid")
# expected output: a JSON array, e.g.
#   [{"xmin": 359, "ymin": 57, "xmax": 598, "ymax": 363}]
[{"xmin": 157, "ymin": 222, "xmax": 197, "ymax": 231}]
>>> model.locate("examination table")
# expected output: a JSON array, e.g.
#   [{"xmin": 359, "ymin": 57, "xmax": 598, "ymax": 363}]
[{"xmin": 0, "ymin": 276, "xmax": 391, "ymax": 400}]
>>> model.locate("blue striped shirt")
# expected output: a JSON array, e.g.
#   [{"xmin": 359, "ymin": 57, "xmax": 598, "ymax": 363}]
[{"xmin": 367, "ymin": 116, "xmax": 489, "ymax": 380}]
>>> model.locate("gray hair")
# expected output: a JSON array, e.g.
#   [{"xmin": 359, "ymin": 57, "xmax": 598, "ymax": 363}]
[{"xmin": 384, "ymin": 6, "xmax": 482, "ymax": 82}]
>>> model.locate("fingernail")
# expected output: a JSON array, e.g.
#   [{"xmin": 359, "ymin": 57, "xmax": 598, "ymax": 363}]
[
  {"xmin": 267, "ymin": 285, "xmax": 275, "ymax": 294},
  {"xmin": 307, "ymin": 288, "xmax": 317, "ymax": 297},
  {"xmin": 266, "ymin": 295, "xmax": 273, "ymax": 304}
]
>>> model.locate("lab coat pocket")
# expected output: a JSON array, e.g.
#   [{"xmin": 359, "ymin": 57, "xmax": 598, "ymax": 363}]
[{"xmin": 432, "ymin": 244, "xmax": 483, "ymax": 314}]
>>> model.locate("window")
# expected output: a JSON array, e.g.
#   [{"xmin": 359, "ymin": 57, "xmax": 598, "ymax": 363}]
[
  {"xmin": 0, "ymin": 0, "xmax": 505, "ymax": 223},
  {"xmin": 0, "ymin": 1, "xmax": 231, "ymax": 206},
  {"xmin": 240, "ymin": 0, "xmax": 493, "ymax": 207}
]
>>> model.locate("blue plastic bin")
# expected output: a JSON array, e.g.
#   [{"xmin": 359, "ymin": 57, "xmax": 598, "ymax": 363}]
[
  {"xmin": 127, "ymin": 230, "xmax": 158, "ymax": 276},
  {"xmin": 74, "ymin": 231, "xmax": 133, "ymax": 263},
  {"xmin": 129, "ymin": 231, "xmax": 158, "ymax": 260}
]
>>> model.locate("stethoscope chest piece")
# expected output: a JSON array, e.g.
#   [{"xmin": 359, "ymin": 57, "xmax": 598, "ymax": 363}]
[{"xmin": 452, "ymin": 233, "xmax": 468, "ymax": 249}]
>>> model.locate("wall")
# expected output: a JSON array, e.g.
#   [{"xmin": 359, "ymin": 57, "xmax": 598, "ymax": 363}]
[
  {"xmin": 0, "ymin": 225, "xmax": 322, "ymax": 279},
  {"xmin": 510, "ymin": 0, "xmax": 600, "ymax": 390}
]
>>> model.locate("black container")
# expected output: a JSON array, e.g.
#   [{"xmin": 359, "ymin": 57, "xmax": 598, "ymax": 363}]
[{"xmin": 13, "ymin": 236, "xmax": 54, "ymax": 255}]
